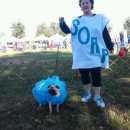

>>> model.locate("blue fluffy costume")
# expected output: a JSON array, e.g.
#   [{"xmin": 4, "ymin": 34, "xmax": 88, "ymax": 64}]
[{"xmin": 32, "ymin": 75, "xmax": 67, "ymax": 105}]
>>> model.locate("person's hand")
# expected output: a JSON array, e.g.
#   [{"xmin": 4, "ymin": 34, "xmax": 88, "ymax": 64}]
[{"xmin": 59, "ymin": 17, "xmax": 64, "ymax": 24}]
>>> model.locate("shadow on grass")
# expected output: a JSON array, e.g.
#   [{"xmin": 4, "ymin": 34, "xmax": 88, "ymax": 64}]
[
  {"xmin": 0, "ymin": 50, "xmax": 72, "ymax": 63},
  {"xmin": 0, "ymin": 76, "xmax": 129, "ymax": 130},
  {"xmin": 0, "ymin": 51, "xmax": 130, "ymax": 130}
]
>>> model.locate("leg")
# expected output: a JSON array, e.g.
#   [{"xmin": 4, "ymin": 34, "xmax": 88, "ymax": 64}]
[
  {"xmin": 79, "ymin": 69, "xmax": 91, "ymax": 102},
  {"xmin": 83, "ymin": 83, "xmax": 91, "ymax": 93},
  {"xmin": 90, "ymin": 67, "xmax": 101, "ymax": 97},
  {"xmin": 93, "ymin": 87, "xmax": 101, "ymax": 97},
  {"xmin": 79, "ymin": 69, "xmax": 91, "ymax": 93},
  {"xmin": 76, "ymin": 69, "xmax": 81, "ymax": 78},
  {"xmin": 37, "ymin": 104, "xmax": 42, "ymax": 110},
  {"xmin": 126, "ymin": 48, "xmax": 128, "ymax": 55},
  {"xmin": 56, "ymin": 104, "xmax": 60, "ymax": 112},
  {"xmin": 48, "ymin": 102, "xmax": 52, "ymax": 115},
  {"xmin": 90, "ymin": 67, "xmax": 105, "ymax": 108}
]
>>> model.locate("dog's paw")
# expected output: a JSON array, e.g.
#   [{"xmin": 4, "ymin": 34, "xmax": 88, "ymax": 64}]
[
  {"xmin": 37, "ymin": 104, "xmax": 42, "ymax": 110},
  {"xmin": 56, "ymin": 109, "xmax": 59, "ymax": 113},
  {"xmin": 56, "ymin": 104, "xmax": 60, "ymax": 113}
]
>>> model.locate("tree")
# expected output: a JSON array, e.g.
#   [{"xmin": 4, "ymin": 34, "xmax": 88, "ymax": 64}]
[
  {"xmin": 49, "ymin": 22, "xmax": 60, "ymax": 35},
  {"xmin": 107, "ymin": 24, "xmax": 113, "ymax": 33},
  {"xmin": 123, "ymin": 17, "xmax": 130, "ymax": 36},
  {"xmin": 49, "ymin": 22, "xmax": 66, "ymax": 37},
  {"xmin": 36, "ymin": 22, "xmax": 66, "ymax": 37},
  {"xmin": 10, "ymin": 21, "xmax": 25, "ymax": 39},
  {"xmin": 36, "ymin": 22, "xmax": 52, "ymax": 37}
]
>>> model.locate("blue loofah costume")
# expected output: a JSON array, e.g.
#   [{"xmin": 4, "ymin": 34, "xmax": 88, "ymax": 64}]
[{"xmin": 32, "ymin": 75, "xmax": 67, "ymax": 105}]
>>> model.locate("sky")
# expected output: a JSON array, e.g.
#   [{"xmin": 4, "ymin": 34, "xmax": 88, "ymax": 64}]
[{"xmin": 0, "ymin": 0, "xmax": 130, "ymax": 37}]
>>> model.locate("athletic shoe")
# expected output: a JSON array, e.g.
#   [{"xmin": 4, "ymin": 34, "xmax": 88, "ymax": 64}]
[
  {"xmin": 81, "ymin": 92, "xmax": 91, "ymax": 102},
  {"xmin": 94, "ymin": 96, "xmax": 105, "ymax": 108}
]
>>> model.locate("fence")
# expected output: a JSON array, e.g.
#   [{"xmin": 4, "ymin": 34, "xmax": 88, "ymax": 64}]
[{"xmin": 0, "ymin": 56, "xmax": 130, "ymax": 88}]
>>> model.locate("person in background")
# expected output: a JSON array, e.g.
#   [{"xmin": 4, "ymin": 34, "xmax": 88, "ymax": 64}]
[
  {"xmin": 124, "ymin": 43, "xmax": 129, "ymax": 55},
  {"xmin": 128, "ymin": 37, "xmax": 130, "ymax": 50},
  {"xmin": 119, "ymin": 32, "xmax": 129, "ymax": 55},
  {"xmin": 59, "ymin": 0, "xmax": 113, "ymax": 108}
]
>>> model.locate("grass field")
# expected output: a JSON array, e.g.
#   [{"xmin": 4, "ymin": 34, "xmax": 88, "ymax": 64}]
[{"xmin": 0, "ymin": 48, "xmax": 130, "ymax": 130}]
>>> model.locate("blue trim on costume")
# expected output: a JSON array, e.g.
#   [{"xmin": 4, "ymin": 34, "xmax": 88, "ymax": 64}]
[
  {"xmin": 90, "ymin": 37, "xmax": 100, "ymax": 54},
  {"xmin": 78, "ymin": 27, "xmax": 90, "ymax": 44},
  {"xmin": 101, "ymin": 49, "xmax": 108, "ymax": 63}
]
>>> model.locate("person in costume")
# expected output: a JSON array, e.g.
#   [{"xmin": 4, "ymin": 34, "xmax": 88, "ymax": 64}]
[{"xmin": 59, "ymin": 0, "xmax": 114, "ymax": 108}]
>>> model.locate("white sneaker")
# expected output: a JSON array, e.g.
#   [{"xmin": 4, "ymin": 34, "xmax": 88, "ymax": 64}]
[
  {"xmin": 81, "ymin": 92, "xmax": 91, "ymax": 102},
  {"xmin": 94, "ymin": 96, "xmax": 105, "ymax": 108}
]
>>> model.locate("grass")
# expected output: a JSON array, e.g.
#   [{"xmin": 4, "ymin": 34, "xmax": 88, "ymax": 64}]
[{"xmin": 0, "ymin": 48, "xmax": 130, "ymax": 130}]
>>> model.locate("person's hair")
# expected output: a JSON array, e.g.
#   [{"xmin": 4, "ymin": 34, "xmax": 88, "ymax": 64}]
[{"xmin": 79, "ymin": 0, "xmax": 94, "ymax": 10}]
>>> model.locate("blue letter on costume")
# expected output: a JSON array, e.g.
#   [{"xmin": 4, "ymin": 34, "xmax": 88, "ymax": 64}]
[
  {"xmin": 101, "ymin": 49, "xmax": 108, "ymax": 63},
  {"xmin": 90, "ymin": 37, "xmax": 100, "ymax": 54},
  {"xmin": 71, "ymin": 19, "xmax": 80, "ymax": 36},
  {"xmin": 78, "ymin": 27, "xmax": 90, "ymax": 44}
]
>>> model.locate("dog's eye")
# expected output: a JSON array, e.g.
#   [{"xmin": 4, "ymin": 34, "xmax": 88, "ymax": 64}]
[{"xmin": 56, "ymin": 86, "xmax": 59, "ymax": 89}]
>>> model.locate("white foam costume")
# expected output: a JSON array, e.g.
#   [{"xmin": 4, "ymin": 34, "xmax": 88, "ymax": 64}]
[{"xmin": 70, "ymin": 14, "xmax": 110, "ymax": 69}]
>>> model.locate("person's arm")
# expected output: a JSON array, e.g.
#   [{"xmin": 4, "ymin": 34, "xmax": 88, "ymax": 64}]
[
  {"xmin": 59, "ymin": 17, "xmax": 71, "ymax": 34},
  {"xmin": 103, "ymin": 27, "xmax": 114, "ymax": 52}
]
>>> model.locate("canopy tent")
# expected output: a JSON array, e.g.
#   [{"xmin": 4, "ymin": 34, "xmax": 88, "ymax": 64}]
[
  {"xmin": 0, "ymin": 35, "xmax": 49, "ymax": 43},
  {"xmin": 48, "ymin": 33, "xmax": 65, "ymax": 48},
  {"xmin": 18, "ymin": 36, "xmax": 36, "ymax": 42},
  {"xmin": 49, "ymin": 33, "xmax": 64, "ymax": 41},
  {"xmin": 64, "ymin": 34, "xmax": 71, "ymax": 41},
  {"xmin": 34, "ymin": 35, "xmax": 49, "ymax": 41},
  {"xmin": 64, "ymin": 34, "xmax": 71, "ymax": 48},
  {"xmin": 0, "ymin": 35, "xmax": 19, "ymax": 42}
]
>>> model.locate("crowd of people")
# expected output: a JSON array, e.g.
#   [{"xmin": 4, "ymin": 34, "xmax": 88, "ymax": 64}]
[{"xmin": 0, "ymin": 38, "xmax": 71, "ymax": 53}]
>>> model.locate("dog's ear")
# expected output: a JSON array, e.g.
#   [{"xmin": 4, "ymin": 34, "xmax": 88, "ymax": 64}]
[
  {"xmin": 48, "ymin": 85, "xmax": 51, "ymax": 88},
  {"xmin": 56, "ymin": 86, "xmax": 59, "ymax": 89}
]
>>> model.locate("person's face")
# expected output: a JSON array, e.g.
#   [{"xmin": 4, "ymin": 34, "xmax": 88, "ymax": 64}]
[{"xmin": 80, "ymin": 0, "xmax": 92, "ymax": 15}]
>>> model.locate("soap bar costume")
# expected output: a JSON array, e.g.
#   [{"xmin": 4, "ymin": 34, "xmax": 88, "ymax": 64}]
[
  {"xmin": 71, "ymin": 14, "xmax": 109, "ymax": 69},
  {"xmin": 60, "ymin": 14, "xmax": 113, "ymax": 69}
]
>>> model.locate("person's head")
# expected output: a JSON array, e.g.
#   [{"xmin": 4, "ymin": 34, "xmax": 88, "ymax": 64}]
[{"xmin": 79, "ymin": 0, "xmax": 94, "ymax": 13}]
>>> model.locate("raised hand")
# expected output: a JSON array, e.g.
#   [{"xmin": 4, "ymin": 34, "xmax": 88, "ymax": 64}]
[{"xmin": 59, "ymin": 17, "xmax": 64, "ymax": 24}]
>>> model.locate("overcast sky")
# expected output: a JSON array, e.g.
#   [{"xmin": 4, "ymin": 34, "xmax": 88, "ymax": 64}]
[{"xmin": 0, "ymin": 0, "xmax": 130, "ymax": 36}]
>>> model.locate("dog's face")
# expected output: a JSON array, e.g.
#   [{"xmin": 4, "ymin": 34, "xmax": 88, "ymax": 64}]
[{"xmin": 48, "ymin": 85, "xmax": 60, "ymax": 96}]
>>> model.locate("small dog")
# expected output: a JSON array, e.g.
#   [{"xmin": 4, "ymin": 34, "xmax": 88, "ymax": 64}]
[
  {"xmin": 48, "ymin": 85, "xmax": 60, "ymax": 114},
  {"xmin": 38, "ymin": 85, "xmax": 60, "ymax": 115}
]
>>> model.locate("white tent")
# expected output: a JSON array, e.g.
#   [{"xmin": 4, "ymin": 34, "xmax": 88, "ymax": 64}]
[
  {"xmin": 48, "ymin": 33, "xmax": 65, "ymax": 48},
  {"xmin": 49, "ymin": 33, "xmax": 64, "ymax": 41},
  {"xmin": 34, "ymin": 35, "xmax": 49, "ymax": 41},
  {"xmin": 18, "ymin": 36, "xmax": 36, "ymax": 42},
  {"xmin": 0, "ymin": 35, "xmax": 19, "ymax": 42},
  {"xmin": 17, "ymin": 35, "xmax": 49, "ymax": 42},
  {"xmin": 64, "ymin": 34, "xmax": 71, "ymax": 41},
  {"xmin": 64, "ymin": 34, "xmax": 71, "ymax": 48}
]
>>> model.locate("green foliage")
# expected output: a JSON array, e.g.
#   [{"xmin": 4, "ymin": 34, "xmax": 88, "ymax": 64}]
[
  {"xmin": 36, "ymin": 22, "xmax": 67, "ymax": 37},
  {"xmin": 123, "ymin": 17, "xmax": 130, "ymax": 36},
  {"xmin": 0, "ymin": 50, "xmax": 130, "ymax": 130},
  {"xmin": 36, "ymin": 22, "xmax": 52, "ymax": 37},
  {"xmin": 10, "ymin": 20, "xmax": 26, "ymax": 39},
  {"xmin": 107, "ymin": 23, "xmax": 113, "ymax": 33},
  {"xmin": 49, "ymin": 22, "xmax": 60, "ymax": 35}
]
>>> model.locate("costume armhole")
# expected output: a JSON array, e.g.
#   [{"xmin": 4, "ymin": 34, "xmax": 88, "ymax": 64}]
[{"xmin": 100, "ymin": 14, "xmax": 110, "ymax": 30}]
